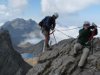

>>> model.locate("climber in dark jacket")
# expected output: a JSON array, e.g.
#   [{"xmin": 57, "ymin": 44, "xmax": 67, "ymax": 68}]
[
  {"xmin": 39, "ymin": 13, "xmax": 59, "ymax": 51},
  {"xmin": 73, "ymin": 21, "xmax": 98, "ymax": 68},
  {"xmin": 78, "ymin": 23, "xmax": 97, "ymax": 46}
]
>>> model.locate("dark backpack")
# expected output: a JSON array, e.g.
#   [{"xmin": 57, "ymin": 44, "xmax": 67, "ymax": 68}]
[{"xmin": 39, "ymin": 16, "xmax": 51, "ymax": 30}]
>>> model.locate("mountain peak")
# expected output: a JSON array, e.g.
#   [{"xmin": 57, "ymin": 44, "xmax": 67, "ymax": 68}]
[
  {"xmin": 1, "ymin": 18, "xmax": 40, "ymax": 48},
  {"xmin": 13, "ymin": 18, "xmax": 25, "ymax": 21}
]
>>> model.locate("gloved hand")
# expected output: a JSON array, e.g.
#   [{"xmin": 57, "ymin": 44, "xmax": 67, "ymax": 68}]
[
  {"xmin": 49, "ymin": 29, "xmax": 55, "ymax": 35},
  {"xmin": 51, "ymin": 27, "xmax": 54, "ymax": 30}
]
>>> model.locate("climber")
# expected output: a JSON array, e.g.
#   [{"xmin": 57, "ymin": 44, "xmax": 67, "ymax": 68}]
[
  {"xmin": 39, "ymin": 13, "xmax": 59, "ymax": 51},
  {"xmin": 73, "ymin": 21, "xmax": 98, "ymax": 68}
]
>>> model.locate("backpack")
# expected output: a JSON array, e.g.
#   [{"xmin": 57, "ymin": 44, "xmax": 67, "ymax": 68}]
[{"xmin": 39, "ymin": 16, "xmax": 51, "ymax": 30}]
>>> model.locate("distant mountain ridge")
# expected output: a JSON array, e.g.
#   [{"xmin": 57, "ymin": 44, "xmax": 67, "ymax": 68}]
[
  {"xmin": 21, "ymin": 40, "xmax": 44, "ymax": 58},
  {"xmin": 1, "ymin": 18, "xmax": 41, "ymax": 47}
]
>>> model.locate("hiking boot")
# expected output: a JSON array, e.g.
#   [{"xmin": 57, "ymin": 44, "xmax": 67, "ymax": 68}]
[
  {"xmin": 47, "ymin": 44, "xmax": 50, "ymax": 48},
  {"xmin": 78, "ymin": 66, "xmax": 83, "ymax": 72},
  {"xmin": 45, "ymin": 46, "xmax": 52, "ymax": 51},
  {"xmin": 73, "ymin": 66, "xmax": 83, "ymax": 75},
  {"xmin": 73, "ymin": 53, "xmax": 77, "ymax": 57},
  {"xmin": 45, "ymin": 44, "xmax": 49, "ymax": 48},
  {"xmin": 71, "ymin": 52, "xmax": 77, "ymax": 57},
  {"xmin": 47, "ymin": 47, "xmax": 52, "ymax": 50}
]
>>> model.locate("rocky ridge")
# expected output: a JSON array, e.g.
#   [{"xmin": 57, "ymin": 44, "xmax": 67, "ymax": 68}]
[{"xmin": 27, "ymin": 38, "xmax": 100, "ymax": 75}]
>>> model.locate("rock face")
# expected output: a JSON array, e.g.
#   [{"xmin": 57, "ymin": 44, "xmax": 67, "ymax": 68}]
[
  {"xmin": 27, "ymin": 38, "xmax": 100, "ymax": 75},
  {"xmin": 0, "ymin": 29, "xmax": 32, "ymax": 75}
]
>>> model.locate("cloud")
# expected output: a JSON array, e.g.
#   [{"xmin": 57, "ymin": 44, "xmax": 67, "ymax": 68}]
[
  {"xmin": 0, "ymin": 5, "xmax": 7, "ymax": 11},
  {"xmin": 8, "ymin": 0, "xmax": 27, "ymax": 9},
  {"xmin": 0, "ymin": 0, "xmax": 28, "ymax": 24},
  {"xmin": 19, "ymin": 30, "xmax": 43, "ymax": 45},
  {"xmin": 97, "ymin": 26, "xmax": 100, "ymax": 37},
  {"xmin": 41, "ymin": 0, "xmax": 100, "ymax": 14},
  {"xmin": 0, "ymin": 5, "xmax": 7, "ymax": 15}
]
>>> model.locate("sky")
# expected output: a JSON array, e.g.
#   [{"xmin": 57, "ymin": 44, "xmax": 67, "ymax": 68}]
[{"xmin": 0, "ymin": 0, "xmax": 100, "ymax": 43}]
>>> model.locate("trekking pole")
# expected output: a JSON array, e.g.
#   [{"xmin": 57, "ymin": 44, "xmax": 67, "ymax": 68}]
[
  {"xmin": 53, "ymin": 32, "xmax": 57, "ymax": 44},
  {"xmin": 89, "ymin": 39, "xmax": 93, "ymax": 54},
  {"xmin": 91, "ymin": 39, "xmax": 93, "ymax": 54},
  {"xmin": 42, "ymin": 40, "xmax": 45, "ymax": 52},
  {"xmin": 89, "ymin": 28, "xmax": 96, "ymax": 54}
]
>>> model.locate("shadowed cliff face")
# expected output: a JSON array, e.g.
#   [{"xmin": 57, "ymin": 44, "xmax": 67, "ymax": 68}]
[
  {"xmin": 27, "ymin": 38, "xmax": 100, "ymax": 75},
  {"xmin": 0, "ymin": 29, "xmax": 32, "ymax": 75}
]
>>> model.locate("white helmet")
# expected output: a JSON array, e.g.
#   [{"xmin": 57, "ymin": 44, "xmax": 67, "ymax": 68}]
[
  {"xmin": 53, "ymin": 13, "xmax": 59, "ymax": 18},
  {"xmin": 84, "ymin": 21, "xmax": 90, "ymax": 25}
]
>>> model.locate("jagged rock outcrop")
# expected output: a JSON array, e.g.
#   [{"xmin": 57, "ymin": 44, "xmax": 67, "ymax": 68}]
[
  {"xmin": 0, "ymin": 29, "xmax": 32, "ymax": 75},
  {"xmin": 27, "ymin": 38, "xmax": 100, "ymax": 75}
]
